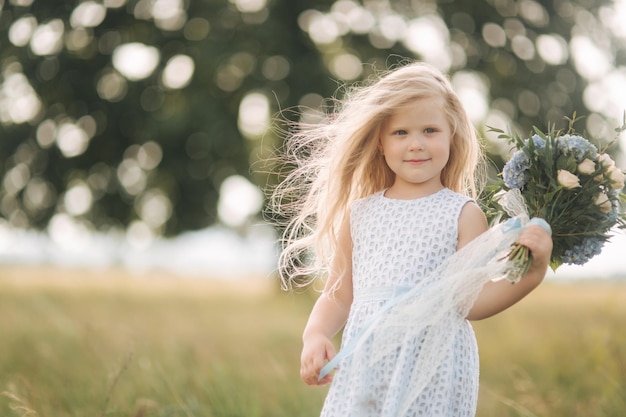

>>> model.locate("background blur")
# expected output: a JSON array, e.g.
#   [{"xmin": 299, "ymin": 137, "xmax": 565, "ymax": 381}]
[
  {"xmin": 0, "ymin": 0, "xmax": 625, "ymax": 279},
  {"xmin": 1, "ymin": 2, "xmax": 625, "ymax": 416}
]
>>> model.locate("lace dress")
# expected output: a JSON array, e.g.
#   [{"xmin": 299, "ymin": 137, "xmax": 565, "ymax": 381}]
[{"xmin": 320, "ymin": 188, "xmax": 480, "ymax": 417}]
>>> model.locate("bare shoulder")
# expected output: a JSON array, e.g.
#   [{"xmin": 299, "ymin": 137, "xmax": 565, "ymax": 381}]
[{"xmin": 457, "ymin": 201, "xmax": 488, "ymax": 250}]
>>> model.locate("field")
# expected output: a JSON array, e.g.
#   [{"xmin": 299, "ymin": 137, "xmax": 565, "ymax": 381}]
[{"xmin": 1, "ymin": 266, "xmax": 625, "ymax": 417}]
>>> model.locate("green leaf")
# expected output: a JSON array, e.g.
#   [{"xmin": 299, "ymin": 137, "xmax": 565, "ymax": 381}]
[{"xmin": 549, "ymin": 259, "xmax": 563, "ymax": 271}]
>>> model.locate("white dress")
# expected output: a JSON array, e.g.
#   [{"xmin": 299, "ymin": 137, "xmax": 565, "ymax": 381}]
[{"xmin": 320, "ymin": 188, "xmax": 480, "ymax": 417}]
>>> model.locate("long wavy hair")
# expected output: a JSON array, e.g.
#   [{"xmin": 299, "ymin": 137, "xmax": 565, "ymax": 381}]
[{"xmin": 270, "ymin": 61, "xmax": 485, "ymax": 289}]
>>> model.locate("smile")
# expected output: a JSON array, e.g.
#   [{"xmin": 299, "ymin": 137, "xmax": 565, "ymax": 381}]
[{"xmin": 404, "ymin": 159, "xmax": 430, "ymax": 164}]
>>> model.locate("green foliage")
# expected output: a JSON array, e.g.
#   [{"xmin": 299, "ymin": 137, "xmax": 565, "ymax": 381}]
[
  {"xmin": 0, "ymin": 0, "xmax": 622, "ymax": 235},
  {"xmin": 0, "ymin": 0, "xmax": 333, "ymax": 235},
  {"xmin": 483, "ymin": 115, "xmax": 625, "ymax": 274}
]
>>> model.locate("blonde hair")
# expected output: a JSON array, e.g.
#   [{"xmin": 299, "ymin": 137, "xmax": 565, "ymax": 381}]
[{"xmin": 270, "ymin": 61, "xmax": 485, "ymax": 289}]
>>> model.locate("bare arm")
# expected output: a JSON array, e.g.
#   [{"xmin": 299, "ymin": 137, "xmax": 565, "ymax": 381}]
[
  {"xmin": 457, "ymin": 202, "xmax": 553, "ymax": 321},
  {"xmin": 300, "ymin": 216, "xmax": 353, "ymax": 385}
]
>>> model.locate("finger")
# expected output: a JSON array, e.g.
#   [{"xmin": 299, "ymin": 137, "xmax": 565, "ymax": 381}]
[
  {"xmin": 301, "ymin": 357, "xmax": 318, "ymax": 384},
  {"xmin": 302, "ymin": 367, "xmax": 319, "ymax": 385},
  {"xmin": 518, "ymin": 226, "xmax": 548, "ymax": 245},
  {"xmin": 325, "ymin": 342, "xmax": 337, "ymax": 361},
  {"xmin": 303, "ymin": 366, "xmax": 330, "ymax": 386},
  {"xmin": 318, "ymin": 373, "xmax": 333, "ymax": 385}
]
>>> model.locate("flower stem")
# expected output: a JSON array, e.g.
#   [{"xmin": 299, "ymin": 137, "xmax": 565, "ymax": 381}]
[{"xmin": 506, "ymin": 243, "xmax": 532, "ymax": 283}]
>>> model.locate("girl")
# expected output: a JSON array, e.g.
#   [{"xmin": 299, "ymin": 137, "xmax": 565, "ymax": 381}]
[{"xmin": 272, "ymin": 61, "xmax": 553, "ymax": 416}]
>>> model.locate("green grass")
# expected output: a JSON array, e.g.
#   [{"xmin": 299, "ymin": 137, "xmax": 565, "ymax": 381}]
[{"xmin": 1, "ymin": 267, "xmax": 625, "ymax": 417}]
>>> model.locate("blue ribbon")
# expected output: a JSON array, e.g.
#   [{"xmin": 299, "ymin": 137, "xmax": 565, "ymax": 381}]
[
  {"xmin": 502, "ymin": 217, "xmax": 551, "ymax": 235},
  {"xmin": 318, "ymin": 286, "xmax": 412, "ymax": 381},
  {"xmin": 528, "ymin": 217, "xmax": 552, "ymax": 236},
  {"xmin": 502, "ymin": 217, "xmax": 522, "ymax": 233}
]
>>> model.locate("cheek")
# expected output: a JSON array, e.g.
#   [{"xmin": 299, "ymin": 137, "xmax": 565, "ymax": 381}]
[
  {"xmin": 435, "ymin": 140, "xmax": 451, "ymax": 159},
  {"xmin": 436, "ymin": 143, "xmax": 452, "ymax": 168},
  {"xmin": 442, "ymin": 138, "xmax": 452, "ymax": 159},
  {"xmin": 380, "ymin": 139, "xmax": 399, "ymax": 157}
]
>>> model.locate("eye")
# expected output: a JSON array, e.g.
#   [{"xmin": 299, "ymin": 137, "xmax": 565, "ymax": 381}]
[
  {"xmin": 393, "ymin": 129, "xmax": 408, "ymax": 136},
  {"xmin": 424, "ymin": 127, "xmax": 438, "ymax": 134}
]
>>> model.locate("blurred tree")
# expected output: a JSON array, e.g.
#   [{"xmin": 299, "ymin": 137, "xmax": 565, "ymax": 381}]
[{"xmin": 0, "ymin": 0, "xmax": 622, "ymax": 237}]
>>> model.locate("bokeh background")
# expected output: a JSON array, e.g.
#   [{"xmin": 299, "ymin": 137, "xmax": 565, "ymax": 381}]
[
  {"xmin": 0, "ymin": 0, "xmax": 625, "ymax": 278},
  {"xmin": 0, "ymin": 0, "xmax": 625, "ymax": 416}
]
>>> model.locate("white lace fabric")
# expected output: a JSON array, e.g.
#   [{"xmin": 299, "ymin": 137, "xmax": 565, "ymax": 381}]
[
  {"xmin": 320, "ymin": 188, "xmax": 522, "ymax": 417},
  {"xmin": 322, "ymin": 189, "xmax": 478, "ymax": 417}
]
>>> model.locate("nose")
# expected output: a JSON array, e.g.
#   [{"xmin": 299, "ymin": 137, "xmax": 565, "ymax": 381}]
[{"xmin": 408, "ymin": 134, "xmax": 425, "ymax": 151}]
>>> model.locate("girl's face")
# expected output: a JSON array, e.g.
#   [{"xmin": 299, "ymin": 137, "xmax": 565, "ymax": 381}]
[{"xmin": 379, "ymin": 96, "xmax": 451, "ymax": 198}]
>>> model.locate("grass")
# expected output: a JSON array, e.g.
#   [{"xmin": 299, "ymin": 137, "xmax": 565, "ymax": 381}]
[
  {"xmin": 0, "ymin": 266, "xmax": 625, "ymax": 417},
  {"xmin": 473, "ymin": 280, "xmax": 626, "ymax": 417}
]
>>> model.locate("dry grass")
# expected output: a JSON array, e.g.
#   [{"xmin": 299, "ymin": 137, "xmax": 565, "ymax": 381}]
[
  {"xmin": 473, "ymin": 280, "xmax": 626, "ymax": 416},
  {"xmin": 1, "ymin": 266, "xmax": 624, "ymax": 417},
  {"xmin": 0, "ymin": 265, "xmax": 322, "ymax": 417},
  {"xmin": 0, "ymin": 265, "xmax": 274, "ymax": 297}
]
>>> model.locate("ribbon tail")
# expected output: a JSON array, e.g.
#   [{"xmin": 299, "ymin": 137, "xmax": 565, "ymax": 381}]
[{"xmin": 318, "ymin": 289, "xmax": 411, "ymax": 381}]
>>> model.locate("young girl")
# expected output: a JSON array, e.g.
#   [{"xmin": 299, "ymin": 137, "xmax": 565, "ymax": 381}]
[{"xmin": 272, "ymin": 61, "xmax": 553, "ymax": 416}]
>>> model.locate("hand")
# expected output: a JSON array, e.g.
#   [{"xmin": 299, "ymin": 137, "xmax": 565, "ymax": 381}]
[
  {"xmin": 300, "ymin": 334, "xmax": 336, "ymax": 385},
  {"xmin": 517, "ymin": 223, "xmax": 553, "ymax": 271}
]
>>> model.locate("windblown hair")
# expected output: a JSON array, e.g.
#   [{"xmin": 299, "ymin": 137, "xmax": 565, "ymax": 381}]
[{"xmin": 270, "ymin": 61, "xmax": 485, "ymax": 289}]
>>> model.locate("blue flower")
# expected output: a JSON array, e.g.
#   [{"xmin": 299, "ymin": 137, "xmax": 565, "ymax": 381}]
[
  {"xmin": 556, "ymin": 134, "xmax": 598, "ymax": 162},
  {"xmin": 560, "ymin": 237, "xmax": 604, "ymax": 265},
  {"xmin": 607, "ymin": 193, "xmax": 620, "ymax": 223},
  {"xmin": 526, "ymin": 134, "xmax": 546, "ymax": 149},
  {"xmin": 503, "ymin": 150, "xmax": 530, "ymax": 189}
]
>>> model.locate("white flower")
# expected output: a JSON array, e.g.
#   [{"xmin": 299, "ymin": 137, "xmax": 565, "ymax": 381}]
[
  {"xmin": 557, "ymin": 169, "xmax": 581, "ymax": 189},
  {"xmin": 598, "ymin": 153, "xmax": 616, "ymax": 169},
  {"xmin": 608, "ymin": 167, "xmax": 625, "ymax": 190},
  {"xmin": 577, "ymin": 158, "xmax": 596, "ymax": 175},
  {"xmin": 595, "ymin": 193, "xmax": 612, "ymax": 213}
]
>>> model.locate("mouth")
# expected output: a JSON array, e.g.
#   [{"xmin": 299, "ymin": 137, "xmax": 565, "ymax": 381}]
[{"xmin": 404, "ymin": 158, "xmax": 430, "ymax": 164}]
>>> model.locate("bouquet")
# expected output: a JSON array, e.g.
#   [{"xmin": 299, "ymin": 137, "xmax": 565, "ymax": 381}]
[{"xmin": 485, "ymin": 114, "xmax": 626, "ymax": 282}]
